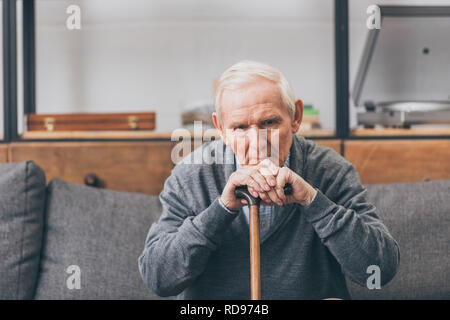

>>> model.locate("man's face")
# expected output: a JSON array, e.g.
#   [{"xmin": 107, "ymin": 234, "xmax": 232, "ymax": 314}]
[{"xmin": 213, "ymin": 78, "xmax": 302, "ymax": 167}]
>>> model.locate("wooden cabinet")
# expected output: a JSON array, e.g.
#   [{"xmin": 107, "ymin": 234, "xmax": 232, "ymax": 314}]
[
  {"xmin": 8, "ymin": 139, "xmax": 341, "ymax": 195},
  {"xmin": 313, "ymin": 139, "xmax": 341, "ymax": 154},
  {"xmin": 345, "ymin": 140, "xmax": 450, "ymax": 184},
  {"xmin": 0, "ymin": 145, "xmax": 8, "ymax": 162},
  {"xmin": 9, "ymin": 141, "xmax": 177, "ymax": 195},
  {"xmin": 5, "ymin": 138, "xmax": 450, "ymax": 194}
]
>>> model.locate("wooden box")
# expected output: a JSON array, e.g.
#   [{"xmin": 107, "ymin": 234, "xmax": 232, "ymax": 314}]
[{"xmin": 26, "ymin": 112, "xmax": 156, "ymax": 131}]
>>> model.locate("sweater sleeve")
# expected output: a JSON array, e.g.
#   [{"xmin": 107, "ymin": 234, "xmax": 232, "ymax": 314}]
[
  {"xmin": 301, "ymin": 149, "xmax": 400, "ymax": 287},
  {"xmin": 138, "ymin": 172, "xmax": 240, "ymax": 297}
]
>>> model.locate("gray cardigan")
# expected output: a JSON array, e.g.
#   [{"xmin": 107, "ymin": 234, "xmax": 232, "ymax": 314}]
[{"xmin": 138, "ymin": 135, "xmax": 400, "ymax": 299}]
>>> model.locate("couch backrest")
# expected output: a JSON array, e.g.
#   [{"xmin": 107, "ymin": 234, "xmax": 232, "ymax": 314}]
[
  {"xmin": 347, "ymin": 180, "xmax": 450, "ymax": 299},
  {"xmin": 1, "ymin": 161, "xmax": 448, "ymax": 300},
  {"xmin": 0, "ymin": 161, "xmax": 46, "ymax": 299},
  {"xmin": 33, "ymin": 178, "xmax": 168, "ymax": 300}
]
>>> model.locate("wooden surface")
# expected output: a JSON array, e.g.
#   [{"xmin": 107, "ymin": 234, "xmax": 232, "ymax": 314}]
[
  {"xmin": 20, "ymin": 130, "xmax": 219, "ymax": 140},
  {"xmin": 6, "ymin": 138, "xmax": 450, "ymax": 194},
  {"xmin": 20, "ymin": 128, "xmax": 450, "ymax": 139},
  {"xmin": 313, "ymin": 139, "xmax": 342, "ymax": 155},
  {"xmin": 21, "ymin": 130, "xmax": 180, "ymax": 140},
  {"xmin": 9, "ymin": 141, "xmax": 179, "ymax": 195},
  {"xmin": 20, "ymin": 128, "xmax": 335, "ymax": 140},
  {"xmin": 0, "ymin": 145, "xmax": 8, "ymax": 163},
  {"xmin": 6, "ymin": 139, "xmax": 341, "ymax": 195},
  {"xmin": 352, "ymin": 128, "xmax": 450, "ymax": 136},
  {"xmin": 345, "ymin": 139, "xmax": 450, "ymax": 184},
  {"xmin": 27, "ymin": 112, "xmax": 155, "ymax": 131}
]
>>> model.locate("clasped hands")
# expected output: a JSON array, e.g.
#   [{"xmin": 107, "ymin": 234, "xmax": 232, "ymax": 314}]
[{"xmin": 220, "ymin": 158, "xmax": 317, "ymax": 211}]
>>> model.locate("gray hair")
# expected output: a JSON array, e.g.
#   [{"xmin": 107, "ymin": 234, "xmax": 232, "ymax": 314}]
[{"xmin": 214, "ymin": 60, "xmax": 296, "ymax": 121}]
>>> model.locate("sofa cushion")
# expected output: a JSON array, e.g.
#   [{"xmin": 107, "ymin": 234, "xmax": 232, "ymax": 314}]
[
  {"xmin": 346, "ymin": 179, "xmax": 450, "ymax": 299},
  {"xmin": 34, "ymin": 178, "xmax": 167, "ymax": 300},
  {"xmin": 0, "ymin": 161, "xmax": 46, "ymax": 299}
]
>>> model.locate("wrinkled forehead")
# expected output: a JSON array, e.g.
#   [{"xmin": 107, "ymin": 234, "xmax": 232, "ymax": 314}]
[{"xmin": 219, "ymin": 79, "xmax": 283, "ymax": 119}]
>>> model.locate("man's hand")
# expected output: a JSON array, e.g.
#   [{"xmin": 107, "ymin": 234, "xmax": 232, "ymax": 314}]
[
  {"xmin": 259, "ymin": 164, "xmax": 317, "ymax": 207},
  {"xmin": 221, "ymin": 159, "xmax": 317, "ymax": 211},
  {"xmin": 220, "ymin": 159, "xmax": 281, "ymax": 211}
]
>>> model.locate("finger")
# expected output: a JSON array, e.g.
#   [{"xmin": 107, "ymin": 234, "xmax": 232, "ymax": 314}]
[
  {"xmin": 231, "ymin": 172, "xmax": 259, "ymax": 198},
  {"xmin": 266, "ymin": 188, "xmax": 283, "ymax": 206},
  {"xmin": 274, "ymin": 168, "xmax": 290, "ymax": 202},
  {"xmin": 236, "ymin": 173, "xmax": 261, "ymax": 193},
  {"xmin": 259, "ymin": 158, "xmax": 279, "ymax": 175},
  {"xmin": 248, "ymin": 186, "xmax": 259, "ymax": 198},
  {"xmin": 258, "ymin": 166, "xmax": 277, "ymax": 187},
  {"xmin": 249, "ymin": 170, "xmax": 272, "ymax": 192},
  {"xmin": 258, "ymin": 191, "xmax": 272, "ymax": 204}
]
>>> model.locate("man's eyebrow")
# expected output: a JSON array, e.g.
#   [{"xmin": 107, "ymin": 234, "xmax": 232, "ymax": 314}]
[
  {"xmin": 228, "ymin": 114, "xmax": 281, "ymax": 127},
  {"xmin": 258, "ymin": 114, "xmax": 282, "ymax": 122},
  {"xmin": 228, "ymin": 121, "xmax": 247, "ymax": 128},
  {"xmin": 260, "ymin": 114, "xmax": 281, "ymax": 120}
]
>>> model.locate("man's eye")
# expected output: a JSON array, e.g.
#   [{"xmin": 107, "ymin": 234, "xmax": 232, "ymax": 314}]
[
  {"xmin": 234, "ymin": 126, "xmax": 246, "ymax": 131},
  {"xmin": 262, "ymin": 119, "xmax": 277, "ymax": 126}
]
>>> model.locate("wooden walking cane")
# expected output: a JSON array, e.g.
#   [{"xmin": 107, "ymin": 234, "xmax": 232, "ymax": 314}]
[{"xmin": 235, "ymin": 184, "xmax": 293, "ymax": 300}]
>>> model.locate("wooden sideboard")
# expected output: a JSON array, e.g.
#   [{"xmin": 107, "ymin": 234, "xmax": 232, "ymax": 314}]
[
  {"xmin": 9, "ymin": 141, "xmax": 176, "ymax": 195},
  {"xmin": 0, "ymin": 144, "xmax": 8, "ymax": 163},
  {"xmin": 1, "ymin": 137, "xmax": 449, "ymax": 195},
  {"xmin": 344, "ymin": 139, "xmax": 450, "ymax": 185},
  {"xmin": 4, "ymin": 139, "xmax": 339, "ymax": 195}
]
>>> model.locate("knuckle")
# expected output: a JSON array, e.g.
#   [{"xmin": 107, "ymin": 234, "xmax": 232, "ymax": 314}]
[
  {"xmin": 259, "ymin": 166, "xmax": 272, "ymax": 177},
  {"xmin": 261, "ymin": 193, "xmax": 269, "ymax": 200}
]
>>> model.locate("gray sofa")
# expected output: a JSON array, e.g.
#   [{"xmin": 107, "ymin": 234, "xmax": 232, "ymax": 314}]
[{"xmin": 0, "ymin": 160, "xmax": 448, "ymax": 300}]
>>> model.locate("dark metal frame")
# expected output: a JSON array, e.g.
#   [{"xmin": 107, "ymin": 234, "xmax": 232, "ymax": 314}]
[
  {"xmin": 335, "ymin": 0, "xmax": 349, "ymax": 139},
  {"xmin": 2, "ymin": 1, "xmax": 450, "ymax": 144},
  {"xmin": 23, "ymin": 0, "xmax": 35, "ymax": 115},
  {"xmin": 2, "ymin": 0, "xmax": 18, "ymax": 143}
]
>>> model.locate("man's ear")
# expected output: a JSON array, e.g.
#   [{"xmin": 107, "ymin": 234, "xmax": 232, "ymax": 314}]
[
  {"xmin": 212, "ymin": 112, "xmax": 227, "ymax": 144},
  {"xmin": 291, "ymin": 99, "xmax": 303, "ymax": 133}
]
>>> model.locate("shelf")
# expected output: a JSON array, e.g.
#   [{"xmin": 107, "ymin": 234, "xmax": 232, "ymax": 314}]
[
  {"xmin": 20, "ymin": 130, "xmax": 195, "ymax": 140},
  {"xmin": 351, "ymin": 128, "xmax": 450, "ymax": 137},
  {"xmin": 17, "ymin": 128, "xmax": 450, "ymax": 140},
  {"xmin": 19, "ymin": 128, "xmax": 336, "ymax": 140}
]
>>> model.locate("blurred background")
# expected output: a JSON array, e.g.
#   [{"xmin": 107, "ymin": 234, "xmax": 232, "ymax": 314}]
[
  {"xmin": 1, "ymin": 0, "xmax": 450, "ymax": 190},
  {"xmin": 2, "ymin": 0, "xmax": 450, "ymax": 137}
]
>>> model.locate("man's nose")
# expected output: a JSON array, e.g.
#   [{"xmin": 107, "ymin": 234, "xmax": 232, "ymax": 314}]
[
  {"xmin": 247, "ymin": 126, "xmax": 258, "ymax": 143},
  {"xmin": 247, "ymin": 127, "xmax": 269, "ymax": 160},
  {"xmin": 246, "ymin": 127, "xmax": 258, "ymax": 165}
]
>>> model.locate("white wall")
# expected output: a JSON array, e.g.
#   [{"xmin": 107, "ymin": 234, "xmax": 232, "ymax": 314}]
[
  {"xmin": 33, "ymin": 0, "xmax": 335, "ymax": 132},
  {"xmin": 3, "ymin": 0, "xmax": 450, "ymax": 136}
]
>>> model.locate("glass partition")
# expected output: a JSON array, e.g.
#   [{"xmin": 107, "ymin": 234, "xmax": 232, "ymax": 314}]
[
  {"xmin": 0, "ymin": 0, "xmax": 3, "ymax": 140},
  {"xmin": 349, "ymin": 0, "xmax": 450, "ymax": 137},
  {"xmin": 30, "ymin": 0, "xmax": 336, "ymax": 138}
]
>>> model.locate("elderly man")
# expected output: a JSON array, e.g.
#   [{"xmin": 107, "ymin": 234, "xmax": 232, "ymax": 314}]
[{"xmin": 138, "ymin": 60, "xmax": 400, "ymax": 300}]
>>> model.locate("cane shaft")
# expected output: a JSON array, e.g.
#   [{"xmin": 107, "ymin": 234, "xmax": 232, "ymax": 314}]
[
  {"xmin": 249, "ymin": 204, "xmax": 261, "ymax": 300},
  {"xmin": 235, "ymin": 183, "xmax": 293, "ymax": 300}
]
